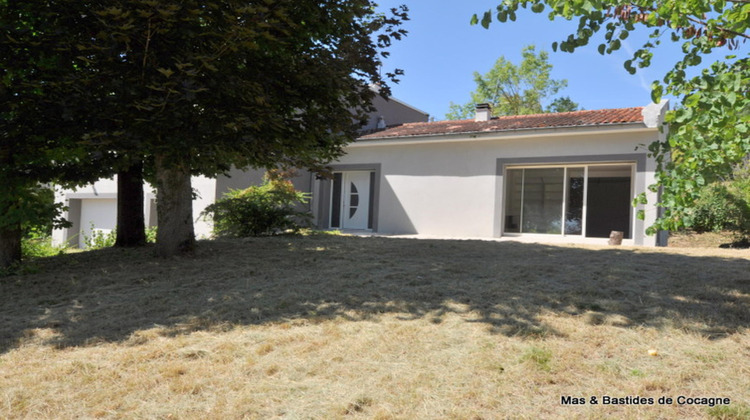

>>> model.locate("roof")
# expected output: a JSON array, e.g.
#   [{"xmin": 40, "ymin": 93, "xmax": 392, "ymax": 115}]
[{"xmin": 358, "ymin": 107, "xmax": 645, "ymax": 140}]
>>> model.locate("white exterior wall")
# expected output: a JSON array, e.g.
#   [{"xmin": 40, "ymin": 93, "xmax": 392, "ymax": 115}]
[
  {"xmin": 53, "ymin": 176, "xmax": 215, "ymax": 247},
  {"xmin": 191, "ymin": 175, "xmax": 217, "ymax": 239},
  {"xmin": 77, "ymin": 198, "xmax": 117, "ymax": 248},
  {"xmin": 54, "ymin": 178, "xmax": 123, "ymax": 248},
  {"xmin": 327, "ymin": 125, "xmax": 663, "ymax": 246}
]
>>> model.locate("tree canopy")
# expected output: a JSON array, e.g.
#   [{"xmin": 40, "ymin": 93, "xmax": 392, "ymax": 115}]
[
  {"xmin": 446, "ymin": 45, "xmax": 576, "ymax": 120},
  {"xmin": 0, "ymin": 1, "xmax": 100, "ymax": 267},
  {"xmin": 546, "ymin": 96, "xmax": 581, "ymax": 113},
  {"xmin": 473, "ymin": 0, "xmax": 749, "ymax": 232},
  {"xmin": 73, "ymin": 0, "xmax": 409, "ymax": 256},
  {"xmin": 1, "ymin": 0, "xmax": 408, "ymax": 264}
]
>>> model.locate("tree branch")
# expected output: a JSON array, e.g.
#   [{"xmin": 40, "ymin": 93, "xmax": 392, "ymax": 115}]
[
  {"xmin": 625, "ymin": 2, "xmax": 750, "ymax": 41},
  {"xmin": 683, "ymin": 14, "xmax": 750, "ymax": 40}
]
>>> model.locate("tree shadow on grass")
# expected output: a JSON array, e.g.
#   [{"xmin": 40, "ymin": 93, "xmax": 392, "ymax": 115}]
[
  {"xmin": 1, "ymin": 235, "xmax": 748, "ymax": 353},
  {"xmin": 720, "ymin": 237, "xmax": 750, "ymax": 249}
]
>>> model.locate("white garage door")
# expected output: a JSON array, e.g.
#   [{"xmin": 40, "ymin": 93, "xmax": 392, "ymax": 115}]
[{"xmin": 79, "ymin": 198, "xmax": 117, "ymax": 248}]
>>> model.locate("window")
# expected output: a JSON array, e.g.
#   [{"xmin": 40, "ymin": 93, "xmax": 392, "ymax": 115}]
[
  {"xmin": 504, "ymin": 164, "xmax": 633, "ymax": 238},
  {"xmin": 330, "ymin": 173, "xmax": 343, "ymax": 228}
]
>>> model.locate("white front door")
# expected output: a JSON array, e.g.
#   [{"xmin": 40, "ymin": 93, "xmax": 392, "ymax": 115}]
[{"xmin": 339, "ymin": 171, "xmax": 371, "ymax": 230}]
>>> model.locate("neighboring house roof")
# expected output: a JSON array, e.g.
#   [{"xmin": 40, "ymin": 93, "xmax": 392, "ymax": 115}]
[
  {"xmin": 358, "ymin": 107, "xmax": 645, "ymax": 140},
  {"xmin": 382, "ymin": 96, "xmax": 429, "ymax": 118}
]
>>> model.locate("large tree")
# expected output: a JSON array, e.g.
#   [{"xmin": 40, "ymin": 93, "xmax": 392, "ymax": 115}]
[
  {"xmin": 0, "ymin": 1, "xmax": 101, "ymax": 267},
  {"xmin": 446, "ymin": 45, "xmax": 576, "ymax": 119},
  {"xmin": 5, "ymin": 1, "xmax": 407, "ymax": 259},
  {"xmin": 473, "ymin": 1, "xmax": 749, "ymax": 232}
]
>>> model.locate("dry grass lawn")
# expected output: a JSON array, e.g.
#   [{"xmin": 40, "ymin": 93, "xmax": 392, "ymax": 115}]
[
  {"xmin": 1, "ymin": 234, "xmax": 749, "ymax": 419},
  {"xmin": 668, "ymin": 231, "xmax": 749, "ymax": 249}
]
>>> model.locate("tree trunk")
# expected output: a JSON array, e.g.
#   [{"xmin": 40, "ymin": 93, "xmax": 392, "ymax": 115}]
[
  {"xmin": 154, "ymin": 153, "xmax": 195, "ymax": 257},
  {"xmin": 0, "ymin": 226, "xmax": 22, "ymax": 269},
  {"xmin": 115, "ymin": 160, "xmax": 146, "ymax": 247}
]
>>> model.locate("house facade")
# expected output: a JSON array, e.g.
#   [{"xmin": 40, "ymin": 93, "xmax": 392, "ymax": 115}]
[
  {"xmin": 53, "ymin": 98, "xmax": 669, "ymax": 248},
  {"xmin": 312, "ymin": 100, "xmax": 669, "ymax": 246}
]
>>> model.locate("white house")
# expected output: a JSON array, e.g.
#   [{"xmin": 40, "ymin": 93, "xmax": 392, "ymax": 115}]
[
  {"xmin": 54, "ymin": 98, "xmax": 669, "ymax": 248},
  {"xmin": 311, "ymin": 100, "xmax": 670, "ymax": 246}
]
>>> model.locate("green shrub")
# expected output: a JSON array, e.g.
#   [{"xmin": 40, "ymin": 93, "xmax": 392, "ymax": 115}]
[
  {"xmin": 2, "ymin": 229, "xmax": 68, "ymax": 276},
  {"xmin": 731, "ymin": 173, "xmax": 750, "ymax": 206},
  {"xmin": 690, "ymin": 176, "xmax": 750, "ymax": 237},
  {"xmin": 86, "ymin": 226, "xmax": 156, "ymax": 248},
  {"xmin": 83, "ymin": 224, "xmax": 117, "ymax": 249},
  {"xmin": 145, "ymin": 226, "xmax": 158, "ymax": 243},
  {"xmin": 21, "ymin": 228, "xmax": 67, "ymax": 258},
  {"xmin": 202, "ymin": 171, "xmax": 311, "ymax": 237}
]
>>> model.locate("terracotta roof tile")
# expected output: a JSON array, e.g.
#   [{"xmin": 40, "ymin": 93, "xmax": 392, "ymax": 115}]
[{"xmin": 358, "ymin": 107, "xmax": 645, "ymax": 140}]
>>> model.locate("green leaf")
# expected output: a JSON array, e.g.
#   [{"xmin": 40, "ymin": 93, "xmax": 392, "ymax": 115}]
[
  {"xmin": 650, "ymin": 82, "xmax": 663, "ymax": 103},
  {"xmin": 684, "ymin": 92, "xmax": 701, "ymax": 107},
  {"xmin": 470, "ymin": 14, "xmax": 479, "ymax": 25},
  {"xmin": 726, "ymin": 92, "xmax": 736, "ymax": 106},
  {"xmin": 482, "ymin": 10, "xmax": 492, "ymax": 28},
  {"xmin": 157, "ymin": 68, "xmax": 174, "ymax": 78},
  {"xmin": 624, "ymin": 60, "xmax": 635, "ymax": 74}
]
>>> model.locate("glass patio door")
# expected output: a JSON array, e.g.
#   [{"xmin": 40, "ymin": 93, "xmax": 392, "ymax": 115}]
[
  {"xmin": 503, "ymin": 164, "xmax": 633, "ymax": 238},
  {"xmin": 504, "ymin": 166, "xmax": 585, "ymax": 236}
]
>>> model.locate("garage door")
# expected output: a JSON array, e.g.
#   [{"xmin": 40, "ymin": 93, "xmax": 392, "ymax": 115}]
[{"xmin": 79, "ymin": 198, "xmax": 117, "ymax": 248}]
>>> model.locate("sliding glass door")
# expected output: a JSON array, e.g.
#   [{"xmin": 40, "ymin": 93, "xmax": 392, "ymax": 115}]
[
  {"xmin": 565, "ymin": 168, "xmax": 584, "ymax": 235},
  {"xmin": 503, "ymin": 164, "xmax": 632, "ymax": 238},
  {"xmin": 521, "ymin": 167, "xmax": 565, "ymax": 234}
]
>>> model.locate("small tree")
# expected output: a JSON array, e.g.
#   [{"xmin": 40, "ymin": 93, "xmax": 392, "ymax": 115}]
[{"xmin": 446, "ymin": 45, "xmax": 575, "ymax": 119}]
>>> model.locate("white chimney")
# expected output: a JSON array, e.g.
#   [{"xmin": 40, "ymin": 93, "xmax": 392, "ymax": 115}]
[
  {"xmin": 641, "ymin": 99, "xmax": 669, "ymax": 128},
  {"xmin": 475, "ymin": 103, "xmax": 492, "ymax": 122}
]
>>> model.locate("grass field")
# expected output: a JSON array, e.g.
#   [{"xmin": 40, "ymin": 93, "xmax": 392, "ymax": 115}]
[{"xmin": 1, "ymin": 234, "xmax": 749, "ymax": 419}]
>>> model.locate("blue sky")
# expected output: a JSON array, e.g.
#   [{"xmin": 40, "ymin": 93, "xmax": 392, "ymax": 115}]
[{"xmin": 374, "ymin": 0, "xmax": 733, "ymax": 121}]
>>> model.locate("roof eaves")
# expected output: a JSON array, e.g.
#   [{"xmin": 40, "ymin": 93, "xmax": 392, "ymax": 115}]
[{"xmin": 356, "ymin": 120, "xmax": 646, "ymax": 142}]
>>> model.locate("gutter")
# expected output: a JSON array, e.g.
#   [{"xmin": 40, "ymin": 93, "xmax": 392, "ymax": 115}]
[{"xmin": 350, "ymin": 121, "xmax": 651, "ymax": 148}]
